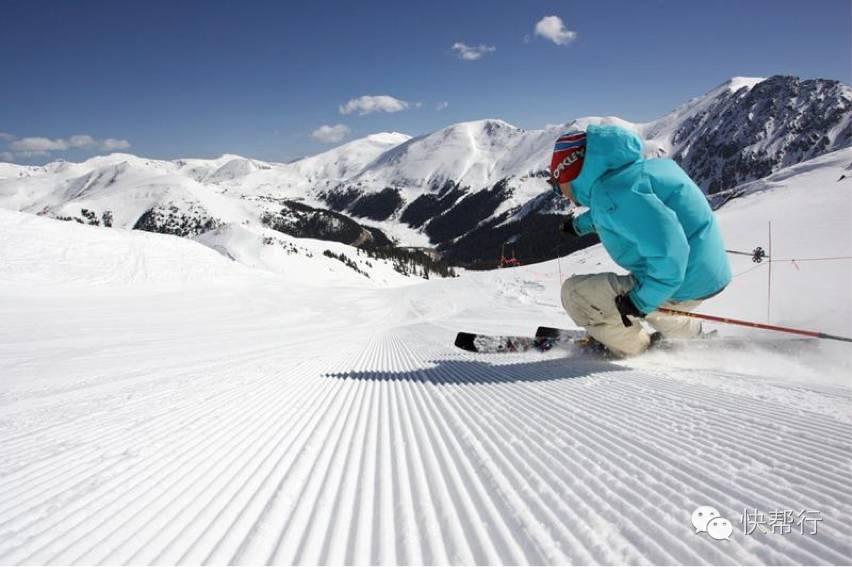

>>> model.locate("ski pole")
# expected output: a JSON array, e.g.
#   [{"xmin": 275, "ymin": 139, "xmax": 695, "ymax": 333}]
[{"xmin": 657, "ymin": 308, "xmax": 852, "ymax": 343}]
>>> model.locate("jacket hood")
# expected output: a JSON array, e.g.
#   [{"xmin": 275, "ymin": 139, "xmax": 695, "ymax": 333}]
[{"xmin": 570, "ymin": 124, "xmax": 643, "ymax": 206}]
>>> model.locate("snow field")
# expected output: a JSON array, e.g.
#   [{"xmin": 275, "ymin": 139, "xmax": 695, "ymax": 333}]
[{"xmin": 1, "ymin": 283, "xmax": 849, "ymax": 564}]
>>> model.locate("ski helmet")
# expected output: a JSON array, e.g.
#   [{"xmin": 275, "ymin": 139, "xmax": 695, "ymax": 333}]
[{"xmin": 550, "ymin": 131, "xmax": 587, "ymax": 184}]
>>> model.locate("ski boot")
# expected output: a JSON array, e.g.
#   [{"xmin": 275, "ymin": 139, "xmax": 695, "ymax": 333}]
[{"xmin": 573, "ymin": 334, "xmax": 617, "ymax": 358}]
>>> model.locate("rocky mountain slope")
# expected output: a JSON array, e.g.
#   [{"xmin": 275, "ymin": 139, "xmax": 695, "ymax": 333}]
[{"xmin": 666, "ymin": 75, "xmax": 852, "ymax": 193}]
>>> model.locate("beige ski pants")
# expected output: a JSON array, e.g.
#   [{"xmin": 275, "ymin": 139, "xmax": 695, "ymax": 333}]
[{"xmin": 561, "ymin": 272, "xmax": 703, "ymax": 357}]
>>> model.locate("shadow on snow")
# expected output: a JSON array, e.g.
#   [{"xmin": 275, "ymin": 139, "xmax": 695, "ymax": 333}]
[{"xmin": 324, "ymin": 355, "xmax": 627, "ymax": 385}]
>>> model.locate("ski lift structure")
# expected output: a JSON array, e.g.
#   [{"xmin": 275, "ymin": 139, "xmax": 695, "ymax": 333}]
[{"xmin": 499, "ymin": 244, "xmax": 521, "ymax": 268}]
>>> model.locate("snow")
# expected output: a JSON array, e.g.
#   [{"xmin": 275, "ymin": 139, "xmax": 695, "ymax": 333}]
[
  {"xmin": 294, "ymin": 132, "xmax": 412, "ymax": 182},
  {"xmin": 0, "ymin": 132, "xmax": 414, "ymax": 233},
  {"xmin": 0, "ymin": 209, "xmax": 254, "ymax": 290},
  {"xmin": 1, "ymin": 150, "xmax": 851, "ymax": 564},
  {"xmin": 193, "ymin": 223, "xmax": 419, "ymax": 287},
  {"xmin": 726, "ymin": 76, "xmax": 767, "ymax": 93}
]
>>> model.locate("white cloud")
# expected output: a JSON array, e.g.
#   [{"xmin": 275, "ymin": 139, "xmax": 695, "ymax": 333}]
[
  {"xmin": 312, "ymin": 124, "xmax": 351, "ymax": 143},
  {"xmin": 436, "ymin": 101, "xmax": 449, "ymax": 111},
  {"xmin": 0, "ymin": 132, "xmax": 15, "ymax": 141},
  {"xmin": 101, "ymin": 138, "xmax": 131, "ymax": 151},
  {"xmin": 11, "ymin": 137, "xmax": 69, "ymax": 152},
  {"xmin": 69, "ymin": 134, "xmax": 96, "ymax": 148},
  {"xmin": 339, "ymin": 95, "xmax": 410, "ymax": 115},
  {"xmin": 8, "ymin": 134, "xmax": 130, "ymax": 156},
  {"xmin": 534, "ymin": 16, "xmax": 577, "ymax": 46},
  {"xmin": 451, "ymin": 42, "xmax": 496, "ymax": 61},
  {"xmin": 0, "ymin": 151, "xmax": 14, "ymax": 162}
]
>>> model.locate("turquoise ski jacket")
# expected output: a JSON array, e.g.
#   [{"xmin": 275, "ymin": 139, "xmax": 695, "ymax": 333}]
[{"xmin": 570, "ymin": 124, "xmax": 731, "ymax": 313}]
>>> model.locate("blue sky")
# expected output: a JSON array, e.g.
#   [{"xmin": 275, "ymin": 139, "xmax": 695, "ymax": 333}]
[{"xmin": 1, "ymin": 0, "xmax": 849, "ymax": 164}]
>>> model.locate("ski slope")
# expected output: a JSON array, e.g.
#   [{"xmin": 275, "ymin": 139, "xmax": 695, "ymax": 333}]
[{"xmin": 1, "ymin": 151, "xmax": 851, "ymax": 565}]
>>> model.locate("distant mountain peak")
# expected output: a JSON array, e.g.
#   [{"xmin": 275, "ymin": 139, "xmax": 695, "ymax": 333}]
[
  {"xmin": 722, "ymin": 76, "xmax": 766, "ymax": 93},
  {"xmin": 364, "ymin": 132, "xmax": 411, "ymax": 144},
  {"xmin": 450, "ymin": 118, "xmax": 519, "ymax": 133},
  {"xmin": 216, "ymin": 153, "xmax": 249, "ymax": 162}
]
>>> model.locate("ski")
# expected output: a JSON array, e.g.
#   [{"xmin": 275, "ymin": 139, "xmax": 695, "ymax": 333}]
[
  {"xmin": 454, "ymin": 328, "xmax": 586, "ymax": 354},
  {"xmin": 535, "ymin": 326, "xmax": 819, "ymax": 352},
  {"xmin": 454, "ymin": 331, "xmax": 555, "ymax": 353},
  {"xmin": 455, "ymin": 326, "xmax": 820, "ymax": 356}
]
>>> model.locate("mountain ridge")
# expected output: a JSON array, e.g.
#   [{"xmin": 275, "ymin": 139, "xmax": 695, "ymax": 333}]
[{"xmin": 1, "ymin": 74, "xmax": 849, "ymax": 268}]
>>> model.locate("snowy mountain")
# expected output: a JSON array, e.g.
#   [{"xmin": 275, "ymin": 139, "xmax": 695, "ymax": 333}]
[
  {"xmin": 665, "ymin": 75, "xmax": 852, "ymax": 193},
  {"xmin": 1, "ymin": 144, "xmax": 850, "ymax": 565},
  {"xmin": 319, "ymin": 76, "xmax": 851, "ymax": 265},
  {"xmin": 0, "ymin": 75, "xmax": 849, "ymax": 269},
  {"xmin": 294, "ymin": 132, "xmax": 412, "ymax": 183}
]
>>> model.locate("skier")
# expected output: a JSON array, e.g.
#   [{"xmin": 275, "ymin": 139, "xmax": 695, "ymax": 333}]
[{"xmin": 549, "ymin": 125, "xmax": 732, "ymax": 356}]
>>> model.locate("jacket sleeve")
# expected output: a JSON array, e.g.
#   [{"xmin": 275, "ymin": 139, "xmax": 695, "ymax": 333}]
[
  {"xmin": 572, "ymin": 210, "xmax": 597, "ymax": 235},
  {"xmin": 609, "ymin": 185, "xmax": 690, "ymax": 313}
]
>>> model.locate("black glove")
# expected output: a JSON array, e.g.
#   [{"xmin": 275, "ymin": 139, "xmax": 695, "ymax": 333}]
[
  {"xmin": 615, "ymin": 294, "xmax": 645, "ymax": 327},
  {"xmin": 559, "ymin": 214, "xmax": 578, "ymax": 237}
]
